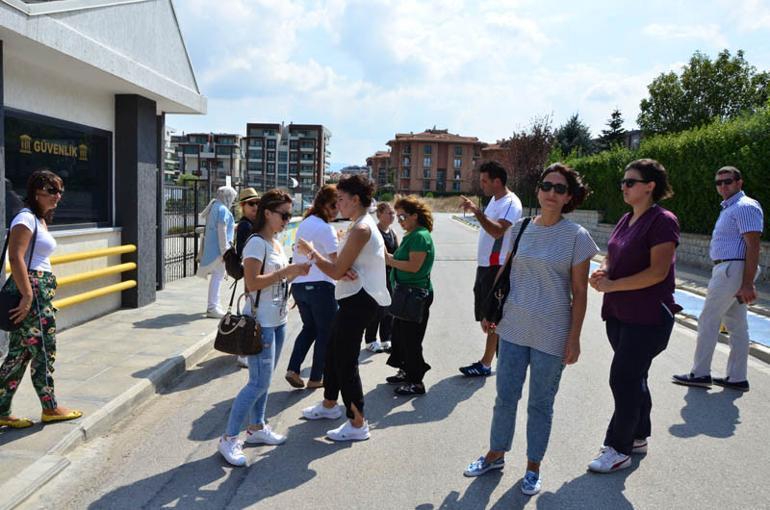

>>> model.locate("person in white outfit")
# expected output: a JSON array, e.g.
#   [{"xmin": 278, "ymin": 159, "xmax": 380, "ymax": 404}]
[{"xmin": 197, "ymin": 186, "xmax": 237, "ymax": 318}]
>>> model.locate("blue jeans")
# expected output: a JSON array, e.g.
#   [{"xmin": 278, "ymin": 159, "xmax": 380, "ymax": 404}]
[
  {"xmin": 225, "ymin": 324, "xmax": 286, "ymax": 437},
  {"xmin": 490, "ymin": 340, "xmax": 565, "ymax": 463},
  {"xmin": 287, "ymin": 282, "xmax": 338, "ymax": 381}
]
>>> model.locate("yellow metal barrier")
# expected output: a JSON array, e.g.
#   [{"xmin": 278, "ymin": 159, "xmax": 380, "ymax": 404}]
[
  {"xmin": 53, "ymin": 280, "xmax": 137, "ymax": 309},
  {"xmin": 56, "ymin": 263, "xmax": 137, "ymax": 287},
  {"xmin": 5, "ymin": 244, "xmax": 137, "ymax": 273}
]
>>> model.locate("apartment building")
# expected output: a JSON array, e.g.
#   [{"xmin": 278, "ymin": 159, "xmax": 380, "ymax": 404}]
[
  {"xmin": 173, "ymin": 132, "xmax": 242, "ymax": 191},
  {"xmin": 386, "ymin": 129, "xmax": 483, "ymax": 194},
  {"xmin": 242, "ymin": 123, "xmax": 331, "ymax": 198},
  {"xmin": 366, "ymin": 150, "xmax": 392, "ymax": 188}
]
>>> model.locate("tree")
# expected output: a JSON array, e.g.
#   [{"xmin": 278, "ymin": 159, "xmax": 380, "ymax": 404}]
[
  {"xmin": 554, "ymin": 113, "xmax": 594, "ymax": 156},
  {"xmin": 498, "ymin": 115, "xmax": 555, "ymax": 213},
  {"xmin": 638, "ymin": 49, "xmax": 770, "ymax": 134},
  {"xmin": 597, "ymin": 108, "xmax": 627, "ymax": 151}
]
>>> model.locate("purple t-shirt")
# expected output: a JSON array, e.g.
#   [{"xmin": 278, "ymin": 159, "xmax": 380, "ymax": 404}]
[{"xmin": 601, "ymin": 205, "xmax": 682, "ymax": 325}]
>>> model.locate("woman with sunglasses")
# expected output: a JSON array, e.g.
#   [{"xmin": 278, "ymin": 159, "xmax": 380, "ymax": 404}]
[
  {"xmin": 218, "ymin": 189, "xmax": 311, "ymax": 466},
  {"xmin": 0, "ymin": 169, "xmax": 83, "ymax": 429},
  {"xmin": 587, "ymin": 159, "xmax": 680, "ymax": 474},
  {"xmin": 464, "ymin": 163, "xmax": 598, "ymax": 496},
  {"xmin": 232, "ymin": 187, "xmax": 261, "ymax": 369},
  {"xmin": 285, "ymin": 184, "xmax": 339, "ymax": 389},
  {"xmin": 384, "ymin": 196, "xmax": 434, "ymax": 395},
  {"xmin": 197, "ymin": 186, "xmax": 237, "ymax": 319},
  {"xmin": 296, "ymin": 175, "xmax": 390, "ymax": 442}
]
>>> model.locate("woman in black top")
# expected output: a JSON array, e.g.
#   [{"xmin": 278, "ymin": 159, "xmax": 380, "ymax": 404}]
[
  {"xmin": 235, "ymin": 187, "xmax": 260, "ymax": 257},
  {"xmin": 365, "ymin": 202, "xmax": 399, "ymax": 353}
]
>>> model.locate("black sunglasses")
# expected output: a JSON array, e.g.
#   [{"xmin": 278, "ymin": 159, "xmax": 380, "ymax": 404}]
[
  {"xmin": 43, "ymin": 186, "xmax": 63, "ymax": 196},
  {"xmin": 271, "ymin": 210, "xmax": 292, "ymax": 221},
  {"xmin": 619, "ymin": 178, "xmax": 652, "ymax": 189},
  {"xmin": 397, "ymin": 213, "xmax": 408, "ymax": 221},
  {"xmin": 537, "ymin": 181, "xmax": 569, "ymax": 194},
  {"xmin": 715, "ymin": 178, "xmax": 736, "ymax": 187},
  {"xmin": 244, "ymin": 200, "xmax": 259, "ymax": 207}
]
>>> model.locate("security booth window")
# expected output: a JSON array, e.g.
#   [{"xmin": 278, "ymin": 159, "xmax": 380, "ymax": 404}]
[{"xmin": 4, "ymin": 109, "xmax": 112, "ymax": 228}]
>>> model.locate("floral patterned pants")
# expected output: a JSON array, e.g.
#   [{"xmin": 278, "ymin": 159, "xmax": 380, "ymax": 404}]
[{"xmin": 0, "ymin": 271, "xmax": 58, "ymax": 415}]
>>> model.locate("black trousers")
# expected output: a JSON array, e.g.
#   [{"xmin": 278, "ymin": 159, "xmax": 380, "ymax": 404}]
[
  {"xmin": 387, "ymin": 291, "xmax": 434, "ymax": 384},
  {"xmin": 603, "ymin": 307, "xmax": 674, "ymax": 455},
  {"xmin": 324, "ymin": 289, "xmax": 379, "ymax": 419},
  {"xmin": 365, "ymin": 275, "xmax": 393, "ymax": 343}
]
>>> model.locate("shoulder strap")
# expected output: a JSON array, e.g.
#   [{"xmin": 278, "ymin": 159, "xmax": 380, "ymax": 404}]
[
  {"xmin": 1, "ymin": 212, "xmax": 38, "ymax": 278},
  {"xmin": 493, "ymin": 217, "xmax": 531, "ymax": 284}
]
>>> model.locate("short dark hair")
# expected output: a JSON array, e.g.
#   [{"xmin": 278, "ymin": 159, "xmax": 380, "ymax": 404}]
[
  {"xmin": 539, "ymin": 163, "xmax": 590, "ymax": 214},
  {"xmin": 624, "ymin": 158, "xmax": 673, "ymax": 202},
  {"xmin": 716, "ymin": 166, "xmax": 742, "ymax": 181},
  {"xmin": 479, "ymin": 161, "xmax": 508, "ymax": 185},
  {"xmin": 337, "ymin": 174, "xmax": 375, "ymax": 207},
  {"xmin": 25, "ymin": 168, "xmax": 64, "ymax": 222}
]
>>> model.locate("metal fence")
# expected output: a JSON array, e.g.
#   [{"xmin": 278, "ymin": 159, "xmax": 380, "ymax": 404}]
[{"xmin": 162, "ymin": 180, "xmax": 209, "ymax": 283}]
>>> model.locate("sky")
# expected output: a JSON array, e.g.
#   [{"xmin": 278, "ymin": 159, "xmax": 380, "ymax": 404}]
[{"xmin": 168, "ymin": 0, "xmax": 770, "ymax": 171}]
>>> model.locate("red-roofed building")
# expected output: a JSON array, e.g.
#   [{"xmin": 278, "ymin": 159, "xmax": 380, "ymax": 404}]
[{"xmin": 366, "ymin": 150, "xmax": 392, "ymax": 189}]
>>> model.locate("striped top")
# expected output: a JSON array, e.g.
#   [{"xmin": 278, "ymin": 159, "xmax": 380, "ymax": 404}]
[
  {"xmin": 496, "ymin": 218, "xmax": 599, "ymax": 357},
  {"xmin": 709, "ymin": 191, "xmax": 764, "ymax": 261}
]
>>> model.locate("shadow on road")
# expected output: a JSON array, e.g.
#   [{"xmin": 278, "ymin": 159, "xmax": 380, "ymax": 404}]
[
  {"xmin": 366, "ymin": 374, "xmax": 487, "ymax": 430},
  {"xmin": 131, "ymin": 354, "xmax": 240, "ymax": 394},
  {"xmin": 132, "ymin": 313, "xmax": 204, "ymax": 329},
  {"xmin": 668, "ymin": 386, "xmax": 743, "ymax": 438},
  {"xmin": 535, "ymin": 461, "xmax": 640, "ymax": 510}
]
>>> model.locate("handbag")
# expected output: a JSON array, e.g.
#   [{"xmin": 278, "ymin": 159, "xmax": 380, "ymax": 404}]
[
  {"xmin": 482, "ymin": 217, "xmax": 531, "ymax": 326},
  {"xmin": 214, "ymin": 235, "xmax": 266, "ymax": 355},
  {"xmin": 390, "ymin": 280, "xmax": 430, "ymax": 323},
  {"xmin": 0, "ymin": 217, "xmax": 38, "ymax": 332},
  {"xmin": 222, "ymin": 243, "xmax": 244, "ymax": 280}
]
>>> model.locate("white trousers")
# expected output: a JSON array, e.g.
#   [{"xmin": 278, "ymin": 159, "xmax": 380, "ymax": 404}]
[
  {"xmin": 207, "ymin": 264, "xmax": 226, "ymax": 312},
  {"xmin": 691, "ymin": 261, "xmax": 756, "ymax": 382}
]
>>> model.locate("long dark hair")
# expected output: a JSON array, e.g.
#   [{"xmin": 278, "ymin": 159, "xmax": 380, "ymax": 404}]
[
  {"xmin": 253, "ymin": 189, "xmax": 292, "ymax": 233},
  {"xmin": 304, "ymin": 184, "xmax": 337, "ymax": 222},
  {"xmin": 25, "ymin": 169, "xmax": 64, "ymax": 222}
]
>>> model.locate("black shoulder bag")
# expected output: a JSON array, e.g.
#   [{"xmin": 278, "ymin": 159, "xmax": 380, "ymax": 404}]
[
  {"xmin": 214, "ymin": 235, "xmax": 265, "ymax": 355},
  {"xmin": 482, "ymin": 217, "xmax": 531, "ymax": 326},
  {"xmin": 0, "ymin": 216, "xmax": 38, "ymax": 331}
]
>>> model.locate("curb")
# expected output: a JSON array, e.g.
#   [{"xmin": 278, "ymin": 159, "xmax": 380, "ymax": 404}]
[{"xmin": 0, "ymin": 332, "xmax": 217, "ymax": 510}]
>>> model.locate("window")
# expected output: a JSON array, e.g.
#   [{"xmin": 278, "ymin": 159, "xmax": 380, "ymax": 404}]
[
  {"xmin": 423, "ymin": 156, "xmax": 432, "ymax": 168},
  {"xmin": 454, "ymin": 158, "xmax": 462, "ymax": 169},
  {"xmin": 424, "ymin": 145, "xmax": 432, "ymax": 155},
  {"xmin": 290, "ymin": 152, "xmax": 299, "ymax": 162},
  {"xmin": 401, "ymin": 169, "xmax": 411, "ymax": 178},
  {"xmin": 423, "ymin": 179, "xmax": 431, "ymax": 191},
  {"xmin": 268, "ymin": 164, "xmax": 276, "ymax": 173},
  {"xmin": 290, "ymin": 141, "xmax": 298, "ymax": 149},
  {"xmin": 454, "ymin": 170, "xmax": 462, "ymax": 180},
  {"xmin": 5, "ymin": 108, "xmax": 112, "ymax": 227},
  {"xmin": 278, "ymin": 151, "xmax": 288, "ymax": 162},
  {"xmin": 453, "ymin": 181, "xmax": 461, "ymax": 192},
  {"xmin": 403, "ymin": 145, "xmax": 411, "ymax": 154},
  {"xmin": 267, "ymin": 151, "xmax": 275, "ymax": 161},
  {"xmin": 454, "ymin": 145, "xmax": 463, "ymax": 157},
  {"xmin": 403, "ymin": 156, "xmax": 411, "ymax": 167},
  {"xmin": 423, "ymin": 168, "xmax": 431, "ymax": 178},
  {"xmin": 267, "ymin": 139, "xmax": 276, "ymax": 149}
]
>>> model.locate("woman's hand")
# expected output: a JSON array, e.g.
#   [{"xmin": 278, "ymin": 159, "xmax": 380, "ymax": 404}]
[
  {"xmin": 563, "ymin": 335, "xmax": 580, "ymax": 365},
  {"xmin": 588, "ymin": 268, "xmax": 607, "ymax": 286},
  {"xmin": 590, "ymin": 275, "xmax": 615, "ymax": 293},
  {"xmin": 296, "ymin": 238, "xmax": 316, "ymax": 257},
  {"xmin": 385, "ymin": 252, "xmax": 394, "ymax": 266},
  {"xmin": 481, "ymin": 318, "xmax": 495, "ymax": 334},
  {"xmin": 284, "ymin": 262, "xmax": 311, "ymax": 279},
  {"xmin": 339, "ymin": 269, "xmax": 358, "ymax": 281},
  {"xmin": 9, "ymin": 294, "xmax": 33, "ymax": 324}
]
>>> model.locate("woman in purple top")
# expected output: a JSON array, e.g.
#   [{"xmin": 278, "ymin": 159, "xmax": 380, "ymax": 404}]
[{"xmin": 587, "ymin": 158, "xmax": 681, "ymax": 474}]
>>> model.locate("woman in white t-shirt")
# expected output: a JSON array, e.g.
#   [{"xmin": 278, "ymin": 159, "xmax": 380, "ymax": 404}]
[
  {"xmin": 0, "ymin": 169, "xmax": 83, "ymax": 429},
  {"xmin": 218, "ymin": 189, "xmax": 311, "ymax": 467},
  {"xmin": 285, "ymin": 185, "xmax": 339, "ymax": 389}
]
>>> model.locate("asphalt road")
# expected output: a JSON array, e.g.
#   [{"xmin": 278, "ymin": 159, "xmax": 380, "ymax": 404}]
[{"xmin": 22, "ymin": 213, "xmax": 770, "ymax": 510}]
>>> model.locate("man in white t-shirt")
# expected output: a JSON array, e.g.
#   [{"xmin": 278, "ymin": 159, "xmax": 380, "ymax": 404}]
[{"xmin": 459, "ymin": 161, "xmax": 522, "ymax": 377}]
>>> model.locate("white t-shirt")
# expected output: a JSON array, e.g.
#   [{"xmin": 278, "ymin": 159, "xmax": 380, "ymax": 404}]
[
  {"xmin": 292, "ymin": 215, "xmax": 338, "ymax": 284},
  {"xmin": 476, "ymin": 191, "xmax": 522, "ymax": 267},
  {"xmin": 8, "ymin": 209, "xmax": 57, "ymax": 272},
  {"xmin": 242, "ymin": 235, "xmax": 290, "ymax": 328}
]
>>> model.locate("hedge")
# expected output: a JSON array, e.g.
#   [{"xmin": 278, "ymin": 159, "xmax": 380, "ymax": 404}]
[{"xmin": 565, "ymin": 108, "xmax": 770, "ymax": 240}]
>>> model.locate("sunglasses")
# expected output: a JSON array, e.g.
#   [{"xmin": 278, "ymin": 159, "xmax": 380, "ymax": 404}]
[
  {"xmin": 619, "ymin": 178, "xmax": 652, "ymax": 189},
  {"xmin": 43, "ymin": 186, "xmax": 64, "ymax": 196},
  {"xmin": 397, "ymin": 214, "xmax": 408, "ymax": 221},
  {"xmin": 537, "ymin": 181, "xmax": 569, "ymax": 194},
  {"xmin": 271, "ymin": 210, "xmax": 292, "ymax": 221},
  {"xmin": 244, "ymin": 200, "xmax": 259, "ymax": 207},
  {"xmin": 715, "ymin": 178, "xmax": 736, "ymax": 187}
]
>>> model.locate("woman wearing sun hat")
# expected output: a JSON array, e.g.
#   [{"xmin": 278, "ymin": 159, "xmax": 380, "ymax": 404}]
[{"xmin": 235, "ymin": 187, "xmax": 260, "ymax": 257}]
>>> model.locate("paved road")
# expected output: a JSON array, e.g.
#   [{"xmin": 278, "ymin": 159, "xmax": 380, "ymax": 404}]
[{"xmin": 22, "ymin": 214, "xmax": 770, "ymax": 509}]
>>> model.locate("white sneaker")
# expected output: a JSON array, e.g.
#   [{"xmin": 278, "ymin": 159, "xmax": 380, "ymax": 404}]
[
  {"xmin": 245, "ymin": 424, "xmax": 286, "ymax": 445},
  {"xmin": 218, "ymin": 436, "xmax": 246, "ymax": 466},
  {"xmin": 302, "ymin": 402, "xmax": 343, "ymax": 420},
  {"xmin": 327, "ymin": 420, "xmax": 370, "ymax": 442},
  {"xmin": 587, "ymin": 446, "xmax": 631, "ymax": 473},
  {"xmin": 206, "ymin": 308, "xmax": 225, "ymax": 319},
  {"xmin": 600, "ymin": 439, "xmax": 648, "ymax": 455},
  {"xmin": 236, "ymin": 356, "xmax": 249, "ymax": 368},
  {"xmin": 366, "ymin": 341, "xmax": 383, "ymax": 353}
]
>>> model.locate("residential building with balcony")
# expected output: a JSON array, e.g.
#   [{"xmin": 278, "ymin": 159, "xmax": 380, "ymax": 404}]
[
  {"xmin": 366, "ymin": 150, "xmax": 392, "ymax": 189},
  {"xmin": 174, "ymin": 132, "xmax": 242, "ymax": 191},
  {"xmin": 242, "ymin": 122, "xmax": 331, "ymax": 199},
  {"xmin": 386, "ymin": 129, "xmax": 483, "ymax": 194}
]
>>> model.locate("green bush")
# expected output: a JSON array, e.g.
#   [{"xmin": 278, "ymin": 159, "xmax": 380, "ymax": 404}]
[
  {"xmin": 379, "ymin": 192, "xmax": 394, "ymax": 202},
  {"xmin": 566, "ymin": 108, "xmax": 770, "ymax": 239}
]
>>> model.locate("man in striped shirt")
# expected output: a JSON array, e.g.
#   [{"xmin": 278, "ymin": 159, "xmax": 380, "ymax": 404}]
[{"xmin": 673, "ymin": 166, "xmax": 763, "ymax": 392}]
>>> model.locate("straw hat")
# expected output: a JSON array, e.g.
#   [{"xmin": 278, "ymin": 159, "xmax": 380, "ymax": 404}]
[{"xmin": 238, "ymin": 187, "xmax": 260, "ymax": 203}]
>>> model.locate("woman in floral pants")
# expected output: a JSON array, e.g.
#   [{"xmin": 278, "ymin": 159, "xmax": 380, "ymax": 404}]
[{"xmin": 0, "ymin": 169, "xmax": 82, "ymax": 428}]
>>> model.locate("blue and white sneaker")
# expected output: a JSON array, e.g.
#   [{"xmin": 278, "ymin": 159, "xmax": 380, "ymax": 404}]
[
  {"xmin": 463, "ymin": 455, "xmax": 505, "ymax": 477},
  {"xmin": 521, "ymin": 470, "xmax": 542, "ymax": 495},
  {"xmin": 459, "ymin": 362, "xmax": 492, "ymax": 377}
]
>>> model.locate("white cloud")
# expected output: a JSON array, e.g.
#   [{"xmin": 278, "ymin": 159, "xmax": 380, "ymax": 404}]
[
  {"xmin": 724, "ymin": 0, "xmax": 770, "ymax": 31},
  {"xmin": 642, "ymin": 23, "xmax": 729, "ymax": 48}
]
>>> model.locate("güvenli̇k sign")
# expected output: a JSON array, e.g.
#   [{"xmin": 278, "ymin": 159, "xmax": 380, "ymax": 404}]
[{"xmin": 19, "ymin": 134, "xmax": 89, "ymax": 161}]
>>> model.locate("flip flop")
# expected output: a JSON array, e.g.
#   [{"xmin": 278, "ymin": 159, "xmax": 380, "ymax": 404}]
[
  {"xmin": 41, "ymin": 410, "xmax": 83, "ymax": 424},
  {"xmin": 0, "ymin": 416, "xmax": 34, "ymax": 428}
]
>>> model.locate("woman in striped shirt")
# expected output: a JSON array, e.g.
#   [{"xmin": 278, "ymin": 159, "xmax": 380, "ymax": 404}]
[{"xmin": 463, "ymin": 163, "xmax": 599, "ymax": 496}]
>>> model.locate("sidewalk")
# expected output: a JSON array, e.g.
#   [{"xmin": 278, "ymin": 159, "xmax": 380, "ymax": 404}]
[{"xmin": 0, "ymin": 276, "xmax": 238, "ymax": 510}]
